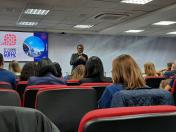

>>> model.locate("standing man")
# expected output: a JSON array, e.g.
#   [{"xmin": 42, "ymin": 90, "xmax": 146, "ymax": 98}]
[
  {"xmin": 0, "ymin": 53, "xmax": 16, "ymax": 89},
  {"xmin": 70, "ymin": 44, "xmax": 88, "ymax": 71}
]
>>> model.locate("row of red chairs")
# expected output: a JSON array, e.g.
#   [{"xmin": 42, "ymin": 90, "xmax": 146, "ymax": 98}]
[{"xmin": 0, "ymin": 83, "xmax": 176, "ymax": 131}]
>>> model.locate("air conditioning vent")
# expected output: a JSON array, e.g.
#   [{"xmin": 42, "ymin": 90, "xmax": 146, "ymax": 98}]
[{"xmin": 94, "ymin": 13, "xmax": 129, "ymax": 20}]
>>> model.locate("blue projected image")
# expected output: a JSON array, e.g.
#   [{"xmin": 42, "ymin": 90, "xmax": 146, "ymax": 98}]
[{"xmin": 23, "ymin": 36, "xmax": 45, "ymax": 57}]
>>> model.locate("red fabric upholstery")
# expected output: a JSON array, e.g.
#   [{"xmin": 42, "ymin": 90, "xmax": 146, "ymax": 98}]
[
  {"xmin": 81, "ymin": 83, "xmax": 112, "ymax": 86},
  {"xmin": 78, "ymin": 105, "xmax": 176, "ymax": 132},
  {"xmin": 67, "ymin": 80, "xmax": 80, "ymax": 83},
  {"xmin": 17, "ymin": 81, "xmax": 28, "ymax": 85}
]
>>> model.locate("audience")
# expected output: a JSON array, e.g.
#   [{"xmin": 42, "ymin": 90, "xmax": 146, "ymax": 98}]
[
  {"xmin": 53, "ymin": 62, "xmax": 63, "ymax": 77},
  {"xmin": 164, "ymin": 63, "xmax": 176, "ymax": 78},
  {"xmin": 98, "ymin": 54, "xmax": 147, "ymax": 108},
  {"xmin": 8, "ymin": 60, "xmax": 21, "ymax": 77},
  {"xmin": 70, "ymin": 65, "xmax": 85, "ymax": 80},
  {"xmin": 80, "ymin": 56, "xmax": 112, "ymax": 83},
  {"xmin": 20, "ymin": 62, "xmax": 37, "ymax": 81},
  {"xmin": 143, "ymin": 62, "xmax": 158, "ymax": 77},
  {"xmin": 159, "ymin": 62, "xmax": 173, "ymax": 74},
  {"xmin": 0, "ymin": 53, "xmax": 16, "ymax": 88},
  {"xmin": 28, "ymin": 59, "xmax": 65, "ymax": 85}
]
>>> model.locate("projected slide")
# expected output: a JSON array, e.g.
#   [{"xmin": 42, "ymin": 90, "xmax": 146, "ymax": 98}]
[{"xmin": 0, "ymin": 31, "xmax": 48, "ymax": 61}]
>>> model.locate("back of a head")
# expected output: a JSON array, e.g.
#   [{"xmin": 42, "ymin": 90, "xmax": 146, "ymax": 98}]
[
  {"xmin": 71, "ymin": 65, "xmax": 85, "ymax": 80},
  {"xmin": 144, "ymin": 62, "xmax": 156, "ymax": 76},
  {"xmin": 20, "ymin": 62, "xmax": 37, "ymax": 81},
  {"xmin": 85, "ymin": 56, "xmax": 104, "ymax": 79},
  {"xmin": 38, "ymin": 64, "xmax": 58, "ymax": 77},
  {"xmin": 0, "ymin": 53, "xmax": 4, "ymax": 66},
  {"xmin": 11, "ymin": 61, "xmax": 21, "ymax": 73},
  {"xmin": 38, "ymin": 58, "xmax": 52, "ymax": 69},
  {"xmin": 171, "ymin": 63, "xmax": 176, "ymax": 71},
  {"xmin": 112, "ymin": 54, "xmax": 145, "ymax": 89},
  {"xmin": 53, "ymin": 62, "xmax": 62, "ymax": 77},
  {"xmin": 167, "ymin": 62, "xmax": 173, "ymax": 71}
]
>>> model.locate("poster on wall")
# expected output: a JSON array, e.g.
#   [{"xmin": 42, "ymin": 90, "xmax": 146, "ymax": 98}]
[{"xmin": 0, "ymin": 31, "xmax": 48, "ymax": 62}]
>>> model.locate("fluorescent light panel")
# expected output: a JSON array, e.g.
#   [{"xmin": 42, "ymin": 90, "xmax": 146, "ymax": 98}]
[
  {"xmin": 153, "ymin": 21, "xmax": 176, "ymax": 26},
  {"xmin": 125, "ymin": 30, "xmax": 144, "ymax": 33},
  {"xmin": 24, "ymin": 9, "xmax": 50, "ymax": 15},
  {"xmin": 121, "ymin": 0, "xmax": 153, "ymax": 5},
  {"xmin": 167, "ymin": 31, "xmax": 176, "ymax": 35},
  {"xmin": 74, "ymin": 25, "xmax": 94, "ymax": 29},
  {"xmin": 18, "ymin": 21, "xmax": 38, "ymax": 26}
]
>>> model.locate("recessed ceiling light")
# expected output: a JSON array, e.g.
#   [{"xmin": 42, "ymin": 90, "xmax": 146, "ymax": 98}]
[
  {"xmin": 74, "ymin": 25, "xmax": 94, "ymax": 29},
  {"xmin": 121, "ymin": 0, "xmax": 153, "ymax": 5},
  {"xmin": 125, "ymin": 30, "xmax": 144, "ymax": 33},
  {"xmin": 17, "ymin": 21, "xmax": 38, "ymax": 26},
  {"xmin": 153, "ymin": 21, "xmax": 176, "ymax": 26},
  {"xmin": 24, "ymin": 9, "xmax": 50, "ymax": 15},
  {"xmin": 167, "ymin": 31, "xmax": 176, "ymax": 35}
]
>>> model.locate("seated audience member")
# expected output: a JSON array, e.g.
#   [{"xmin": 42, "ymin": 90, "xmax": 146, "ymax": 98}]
[
  {"xmin": 20, "ymin": 62, "xmax": 37, "ymax": 81},
  {"xmin": 165, "ymin": 78, "xmax": 176, "ymax": 91},
  {"xmin": 164, "ymin": 63, "xmax": 176, "ymax": 78},
  {"xmin": 0, "ymin": 53, "xmax": 16, "ymax": 88},
  {"xmin": 53, "ymin": 62, "xmax": 63, "ymax": 78},
  {"xmin": 159, "ymin": 62, "xmax": 173, "ymax": 74},
  {"xmin": 28, "ymin": 63, "xmax": 66, "ymax": 85},
  {"xmin": 98, "ymin": 54, "xmax": 147, "ymax": 108},
  {"xmin": 80, "ymin": 56, "xmax": 112, "ymax": 83},
  {"xmin": 8, "ymin": 60, "xmax": 21, "ymax": 77},
  {"xmin": 70, "ymin": 65, "xmax": 85, "ymax": 80},
  {"xmin": 143, "ymin": 62, "xmax": 158, "ymax": 77}
]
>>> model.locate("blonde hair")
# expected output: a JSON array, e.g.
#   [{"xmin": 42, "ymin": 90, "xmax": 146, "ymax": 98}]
[
  {"xmin": 112, "ymin": 54, "xmax": 145, "ymax": 89},
  {"xmin": 9, "ymin": 60, "xmax": 21, "ymax": 73},
  {"xmin": 71, "ymin": 65, "xmax": 85, "ymax": 80},
  {"xmin": 144, "ymin": 62, "xmax": 157, "ymax": 76}
]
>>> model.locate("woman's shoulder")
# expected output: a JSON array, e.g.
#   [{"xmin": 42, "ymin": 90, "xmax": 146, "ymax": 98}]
[{"xmin": 106, "ymin": 83, "xmax": 124, "ymax": 91}]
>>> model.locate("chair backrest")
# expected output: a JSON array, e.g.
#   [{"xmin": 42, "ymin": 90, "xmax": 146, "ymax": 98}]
[
  {"xmin": 81, "ymin": 83, "xmax": 112, "ymax": 101},
  {"xmin": 66, "ymin": 79, "xmax": 80, "ymax": 86},
  {"xmin": 0, "ymin": 106, "xmax": 59, "ymax": 132},
  {"xmin": 111, "ymin": 88, "xmax": 173, "ymax": 108},
  {"xmin": 0, "ymin": 82, "xmax": 13, "ymax": 89},
  {"xmin": 78, "ymin": 105, "xmax": 176, "ymax": 132},
  {"xmin": 36, "ymin": 87, "xmax": 97, "ymax": 132},
  {"xmin": 23, "ymin": 85, "xmax": 89, "ymax": 108},
  {"xmin": 0, "ymin": 89, "xmax": 21, "ymax": 106},
  {"xmin": 16, "ymin": 81, "xmax": 28, "ymax": 100},
  {"xmin": 145, "ymin": 76, "xmax": 165, "ymax": 88},
  {"xmin": 23, "ymin": 84, "xmax": 66, "ymax": 107}
]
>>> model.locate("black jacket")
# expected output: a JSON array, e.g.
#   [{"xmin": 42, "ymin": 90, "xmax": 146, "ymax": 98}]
[
  {"xmin": 70, "ymin": 53, "xmax": 88, "ymax": 70},
  {"xmin": 0, "ymin": 106, "xmax": 60, "ymax": 132}
]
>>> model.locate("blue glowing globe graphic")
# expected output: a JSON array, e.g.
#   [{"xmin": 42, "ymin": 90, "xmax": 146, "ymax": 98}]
[{"xmin": 23, "ymin": 36, "xmax": 45, "ymax": 57}]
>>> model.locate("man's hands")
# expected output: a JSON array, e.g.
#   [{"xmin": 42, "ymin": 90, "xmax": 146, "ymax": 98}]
[{"xmin": 79, "ymin": 55, "xmax": 86, "ymax": 61}]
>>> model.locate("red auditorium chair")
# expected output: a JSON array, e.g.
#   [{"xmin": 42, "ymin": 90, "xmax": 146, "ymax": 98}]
[
  {"xmin": 145, "ymin": 76, "xmax": 165, "ymax": 88},
  {"xmin": 0, "ymin": 89, "xmax": 21, "ymax": 106},
  {"xmin": 0, "ymin": 106, "xmax": 59, "ymax": 132},
  {"xmin": 16, "ymin": 81, "xmax": 28, "ymax": 100},
  {"xmin": 66, "ymin": 79, "xmax": 80, "ymax": 86},
  {"xmin": 23, "ymin": 85, "xmax": 90, "ymax": 108},
  {"xmin": 23, "ymin": 84, "xmax": 66, "ymax": 108},
  {"xmin": 0, "ymin": 82, "xmax": 13, "ymax": 89},
  {"xmin": 35, "ymin": 87, "xmax": 97, "ymax": 132},
  {"xmin": 81, "ymin": 82, "xmax": 112, "ymax": 101},
  {"xmin": 78, "ymin": 105, "xmax": 176, "ymax": 132}
]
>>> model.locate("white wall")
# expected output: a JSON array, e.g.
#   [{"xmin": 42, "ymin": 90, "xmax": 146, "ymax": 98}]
[{"xmin": 48, "ymin": 33, "xmax": 176, "ymax": 77}]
